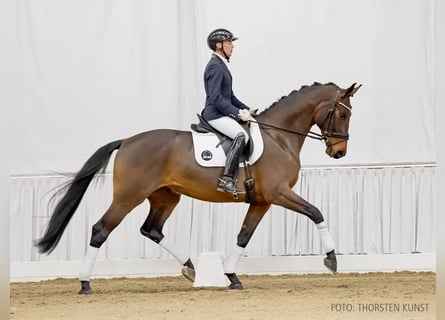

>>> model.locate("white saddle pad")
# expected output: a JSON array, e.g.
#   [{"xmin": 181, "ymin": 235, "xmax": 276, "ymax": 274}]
[{"xmin": 191, "ymin": 121, "xmax": 264, "ymax": 167}]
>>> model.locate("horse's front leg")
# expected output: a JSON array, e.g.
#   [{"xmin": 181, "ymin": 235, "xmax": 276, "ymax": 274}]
[
  {"xmin": 224, "ymin": 203, "xmax": 271, "ymax": 289},
  {"xmin": 272, "ymin": 186, "xmax": 337, "ymax": 273}
]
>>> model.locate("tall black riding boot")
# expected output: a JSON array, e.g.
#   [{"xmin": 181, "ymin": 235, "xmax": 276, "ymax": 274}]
[{"xmin": 217, "ymin": 133, "xmax": 245, "ymax": 193}]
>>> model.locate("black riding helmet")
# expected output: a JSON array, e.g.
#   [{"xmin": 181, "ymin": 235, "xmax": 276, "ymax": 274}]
[{"xmin": 207, "ymin": 28, "xmax": 239, "ymax": 51}]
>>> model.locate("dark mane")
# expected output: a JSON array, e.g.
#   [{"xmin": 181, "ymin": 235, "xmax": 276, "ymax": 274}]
[{"xmin": 258, "ymin": 82, "xmax": 339, "ymax": 115}]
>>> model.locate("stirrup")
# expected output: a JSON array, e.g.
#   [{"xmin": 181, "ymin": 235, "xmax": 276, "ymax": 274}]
[{"xmin": 217, "ymin": 178, "xmax": 243, "ymax": 194}]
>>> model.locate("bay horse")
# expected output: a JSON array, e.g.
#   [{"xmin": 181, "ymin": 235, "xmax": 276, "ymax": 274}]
[{"xmin": 36, "ymin": 82, "xmax": 361, "ymax": 294}]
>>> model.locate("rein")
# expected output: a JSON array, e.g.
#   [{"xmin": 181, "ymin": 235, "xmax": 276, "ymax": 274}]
[
  {"xmin": 250, "ymin": 98, "xmax": 352, "ymax": 142},
  {"xmin": 249, "ymin": 120, "xmax": 326, "ymax": 141}
]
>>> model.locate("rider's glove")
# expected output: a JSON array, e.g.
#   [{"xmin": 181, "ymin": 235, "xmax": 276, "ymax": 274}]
[{"xmin": 238, "ymin": 109, "xmax": 252, "ymax": 122}]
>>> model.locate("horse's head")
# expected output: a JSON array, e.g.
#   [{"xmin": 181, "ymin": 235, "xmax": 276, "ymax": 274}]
[{"xmin": 314, "ymin": 83, "xmax": 361, "ymax": 159}]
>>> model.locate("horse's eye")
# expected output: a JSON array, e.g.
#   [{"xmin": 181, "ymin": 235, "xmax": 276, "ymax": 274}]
[{"xmin": 339, "ymin": 112, "xmax": 346, "ymax": 120}]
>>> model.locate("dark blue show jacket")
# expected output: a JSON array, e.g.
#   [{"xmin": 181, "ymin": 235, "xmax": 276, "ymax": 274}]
[{"xmin": 202, "ymin": 54, "xmax": 249, "ymax": 121}]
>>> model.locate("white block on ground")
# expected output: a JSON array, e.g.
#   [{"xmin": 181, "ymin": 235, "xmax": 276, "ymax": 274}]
[{"xmin": 193, "ymin": 252, "xmax": 229, "ymax": 287}]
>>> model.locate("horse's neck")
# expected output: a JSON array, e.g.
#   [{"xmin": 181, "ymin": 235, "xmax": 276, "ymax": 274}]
[
  {"xmin": 258, "ymin": 95, "xmax": 317, "ymax": 136},
  {"xmin": 256, "ymin": 90, "xmax": 332, "ymax": 160}
]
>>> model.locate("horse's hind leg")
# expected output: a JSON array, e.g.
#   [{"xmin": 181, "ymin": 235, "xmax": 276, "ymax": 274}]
[
  {"xmin": 78, "ymin": 200, "xmax": 141, "ymax": 294},
  {"xmin": 140, "ymin": 187, "xmax": 195, "ymax": 282}
]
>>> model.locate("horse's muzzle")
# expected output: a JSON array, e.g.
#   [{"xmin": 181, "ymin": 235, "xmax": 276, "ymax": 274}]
[
  {"xmin": 325, "ymin": 139, "xmax": 347, "ymax": 159},
  {"xmin": 333, "ymin": 149, "xmax": 346, "ymax": 159}
]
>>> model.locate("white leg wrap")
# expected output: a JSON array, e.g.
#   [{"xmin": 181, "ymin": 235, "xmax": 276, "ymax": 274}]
[
  {"xmin": 316, "ymin": 221, "xmax": 335, "ymax": 253},
  {"xmin": 159, "ymin": 237, "xmax": 188, "ymax": 265},
  {"xmin": 79, "ymin": 246, "xmax": 99, "ymax": 281},
  {"xmin": 223, "ymin": 245, "xmax": 245, "ymax": 274}
]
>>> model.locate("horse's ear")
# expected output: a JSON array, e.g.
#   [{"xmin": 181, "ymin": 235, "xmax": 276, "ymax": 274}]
[{"xmin": 342, "ymin": 83, "xmax": 362, "ymax": 98}]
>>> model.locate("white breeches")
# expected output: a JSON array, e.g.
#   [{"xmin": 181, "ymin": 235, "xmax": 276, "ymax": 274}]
[{"xmin": 208, "ymin": 116, "xmax": 249, "ymax": 142}]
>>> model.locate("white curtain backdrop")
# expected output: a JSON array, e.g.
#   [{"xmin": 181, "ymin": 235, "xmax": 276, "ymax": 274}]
[
  {"xmin": 6, "ymin": 0, "xmax": 437, "ymax": 269},
  {"xmin": 7, "ymin": 0, "xmax": 435, "ymax": 174},
  {"xmin": 10, "ymin": 165, "xmax": 435, "ymax": 263}
]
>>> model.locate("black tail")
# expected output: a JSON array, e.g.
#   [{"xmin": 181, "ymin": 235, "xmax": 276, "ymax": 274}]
[{"xmin": 35, "ymin": 140, "xmax": 123, "ymax": 254}]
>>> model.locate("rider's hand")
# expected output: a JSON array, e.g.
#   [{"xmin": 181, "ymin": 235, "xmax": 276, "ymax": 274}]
[
  {"xmin": 238, "ymin": 109, "xmax": 252, "ymax": 122},
  {"xmin": 249, "ymin": 108, "xmax": 258, "ymax": 116}
]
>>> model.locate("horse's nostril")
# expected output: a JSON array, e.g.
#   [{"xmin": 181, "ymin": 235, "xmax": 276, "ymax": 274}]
[{"xmin": 335, "ymin": 150, "xmax": 345, "ymax": 158}]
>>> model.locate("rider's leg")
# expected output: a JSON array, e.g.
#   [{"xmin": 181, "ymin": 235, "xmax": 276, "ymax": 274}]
[
  {"xmin": 207, "ymin": 116, "xmax": 249, "ymax": 143},
  {"xmin": 208, "ymin": 117, "xmax": 249, "ymax": 193},
  {"xmin": 217, "ymin": 133, "xmax": 245, "ymax": 192}
]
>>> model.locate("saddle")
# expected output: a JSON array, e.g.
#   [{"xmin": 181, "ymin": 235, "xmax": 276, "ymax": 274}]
[
  {"xmin": 191, "ymin": 114, "xmax": 256, "ymax": 203},
  {"xmin": 191, "ymin": 114, "xmax": 253, "ymax": 162}
]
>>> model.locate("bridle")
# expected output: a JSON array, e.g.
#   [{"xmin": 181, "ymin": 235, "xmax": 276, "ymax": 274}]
[
  {"xmin": 319, "ymin": 93, "xmax": 352, "ymax": 141},
  {"xmin": 250, "ymin": 91, "xmax": 352, "ymax": 142}
]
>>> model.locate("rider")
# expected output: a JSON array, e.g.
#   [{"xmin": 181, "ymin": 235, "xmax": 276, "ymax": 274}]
[{"xmin": 202, "ymin": 28, "xmax": 255, "ymax": 193}]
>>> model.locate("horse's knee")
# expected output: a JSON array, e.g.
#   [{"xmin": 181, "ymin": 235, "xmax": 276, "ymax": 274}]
[
  {"xmin": 237, "ymin": 222, "xmax": 257, "ymax": 248},
  {"xmin": 140, "ymin": 226, "xmax": 164, "ymax": 243},
  {"xmin": 90, "ymin": 220, "xmax": 111, "ymax": 248},
  {"xmin": 237, "ymin": 231, "xmax": 250, "ymax": 248}
]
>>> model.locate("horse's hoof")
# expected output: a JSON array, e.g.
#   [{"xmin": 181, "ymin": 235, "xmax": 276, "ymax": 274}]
[
  {"xmin": 78, "ymin": 281, "xmax": 93, "ymax": 295},
  {"xmin": 324, "ymin": 250, "xmax": 337, "ymax": 274},
  {"xmin": 225, "ymin": 273, "xmax": 244, "ymax": 290},
  {"xmin": 181, "ymin": 266, "xmax": 195, "ymax": 282},
  {"xmin": 228, "ymin": 283, "xmax": 244, "ymax": 290},
  {"xmin": 78, "ymin": 288, "xmax": 93, "ymax": 295}
]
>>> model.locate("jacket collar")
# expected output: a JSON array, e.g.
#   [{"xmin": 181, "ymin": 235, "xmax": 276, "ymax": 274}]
[{"xmin": 212, "ymin": 53, "xmax": 230, "ymax": 71}]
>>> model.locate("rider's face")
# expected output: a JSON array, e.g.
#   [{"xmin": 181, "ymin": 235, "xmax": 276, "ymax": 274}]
[{"xmin": 220, "ymin": 40, "xmax": 234, "ymax": 58}]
